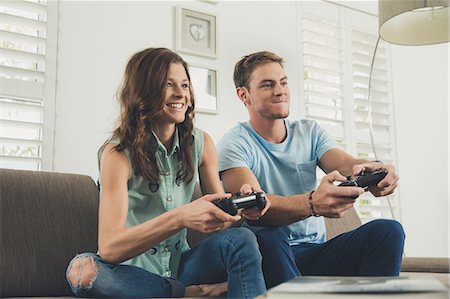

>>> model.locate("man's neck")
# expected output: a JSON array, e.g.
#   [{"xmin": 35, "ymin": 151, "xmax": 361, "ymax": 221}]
[{"xmin": 249, "ymin": 117, "xmax": 287, "ymax": 144}]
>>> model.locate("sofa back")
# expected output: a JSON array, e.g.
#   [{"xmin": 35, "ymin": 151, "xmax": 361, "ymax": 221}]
[{"xmin": 0, "ymin": 169, "xmax": 99, "ymax": 297}]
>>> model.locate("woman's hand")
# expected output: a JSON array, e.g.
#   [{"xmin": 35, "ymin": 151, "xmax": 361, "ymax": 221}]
[
  {"xmin": 185, "ymin": 281, "xmax": 228, "ymax": 297},
  {"xmin": 180, "ymin": 193, "xmax": 241, "ymax": 233},
  {"xmin": 238, "ymin": 184, "xmax": 271, "ymax": 221}
]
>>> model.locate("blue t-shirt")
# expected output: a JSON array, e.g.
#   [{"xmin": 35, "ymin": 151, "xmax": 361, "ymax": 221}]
[{"xmin": 217, "ymin": 119, "xmax": 337, "ymax": 244}]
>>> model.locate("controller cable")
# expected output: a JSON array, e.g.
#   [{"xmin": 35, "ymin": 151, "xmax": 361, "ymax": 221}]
[{"xmin": 367, "ymin": 35, "xmax": 396, "ymax": 221}]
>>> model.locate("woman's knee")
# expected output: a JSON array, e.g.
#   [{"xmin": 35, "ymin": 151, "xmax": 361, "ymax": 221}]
[
  {"xmin": 220, "ymin": 228, "xmax": 259, "ymax": 252},
  {"xmin": 66, "ymin": 253, "xmax": 99, "ymax": 290},
  {"xmin": 255, "ymin": 227, "xmax": 289, "ymax": 245}
]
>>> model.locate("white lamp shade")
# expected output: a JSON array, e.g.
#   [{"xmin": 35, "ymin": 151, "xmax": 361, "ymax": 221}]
[{"xmin": 379, "ymin": 0, "xmax": 450, "ymax": 45}]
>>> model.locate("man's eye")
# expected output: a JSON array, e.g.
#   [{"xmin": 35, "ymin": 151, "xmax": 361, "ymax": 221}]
[
  {"xmin": 262, "ymin": 83, "xmax": 272, "ymax": 88},
  {"xmin": 281, "ymin": 81, "xmax": 288, "ymax": 86}
]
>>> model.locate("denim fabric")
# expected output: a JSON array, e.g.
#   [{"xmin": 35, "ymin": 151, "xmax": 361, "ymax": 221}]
[
  {"xmin": 255, "ymin": 219, "xmax": 405, "ymax": 289},
  {"xmin": 178, "ymin": 227, "xmax": 266, "ymax": 298},
  {"xmin": 66, "ymin": 228, "xmax": 266, "ymax": 298}
]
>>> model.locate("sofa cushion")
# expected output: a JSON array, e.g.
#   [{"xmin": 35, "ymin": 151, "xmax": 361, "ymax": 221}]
[{"xmin": 0, "ymin": 169, "xmax": 99, "ymax": 297}]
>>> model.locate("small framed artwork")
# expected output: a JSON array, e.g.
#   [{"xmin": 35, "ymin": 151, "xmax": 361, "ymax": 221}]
[
  {"xmin": 189, "ymin": 65, "xmax": 218, "ymax": 114},
  {"xmin": 176, "ymin": 6, "xmax": 217, "ymax": 58}
]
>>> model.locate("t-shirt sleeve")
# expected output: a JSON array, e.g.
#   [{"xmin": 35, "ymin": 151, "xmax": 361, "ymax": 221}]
[
  {"xmin": 216, "ymin": 132, "xmax": 253, "ymax": 173},
  {"xmin": 314, "ymin": 122, "xmax": 338, "ymax": 160}
]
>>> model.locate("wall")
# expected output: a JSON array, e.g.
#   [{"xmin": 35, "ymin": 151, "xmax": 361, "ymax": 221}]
[
  {"xmin": 53, "ymin": 1, "xmax": 448, "ymax": 257},
  {"xmin": 391, "ymin": 43, "xmax": 449, "ymax": 258},
  {"xmin": 53, "ymin": 1, "xmax": 299, "ymax": 178}
]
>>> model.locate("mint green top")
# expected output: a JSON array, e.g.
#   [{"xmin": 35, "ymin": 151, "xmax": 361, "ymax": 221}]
[{"xmin": 98, "ymin": 127, "xmax": 204, "ymax": 278}]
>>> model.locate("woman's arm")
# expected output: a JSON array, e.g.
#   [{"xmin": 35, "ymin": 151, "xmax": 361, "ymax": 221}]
[
  {"xmin": 198, "ymin": 132, "xmax": 224, "ymax": 194},
  {"xmin": 98, "ymin": 143, "xmax": 240, "ymax": 264},
  {"xmin": 98, "ymin": 144, "xmax": 185, "ymax": 264}
]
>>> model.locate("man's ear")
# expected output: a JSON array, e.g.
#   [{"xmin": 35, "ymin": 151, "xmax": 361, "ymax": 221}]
[{"xmin": 236, "ymin": 87, "xmax": 250, "ymax": 106}]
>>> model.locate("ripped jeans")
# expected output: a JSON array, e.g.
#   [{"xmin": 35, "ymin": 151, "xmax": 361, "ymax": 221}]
[{"xmin": 66, "ymin": 228, "xmax": 266, "ymax": 298}]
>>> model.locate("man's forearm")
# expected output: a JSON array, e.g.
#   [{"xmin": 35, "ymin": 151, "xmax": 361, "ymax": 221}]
[{"xmin": 251, "ymin": 193, "xmax": 311, "ymax": 226}]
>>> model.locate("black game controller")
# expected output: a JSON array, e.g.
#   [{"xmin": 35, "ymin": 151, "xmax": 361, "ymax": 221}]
[
  {"xmin": 338, "ymin": 169, "xmax": 388, "ymax": 189},
  {"xmin": 214, "ymin": 192, "xmax": 266, "ymax": 216}
]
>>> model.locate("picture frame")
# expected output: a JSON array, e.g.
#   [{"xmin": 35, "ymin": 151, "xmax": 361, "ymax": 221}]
[
  {"xmin": 189, "ymin": 65, "xmax": 218, "ymax": 114},
  {"xmin": 176, "ymin": 6, "xmax": 217, "ymax": 58}
]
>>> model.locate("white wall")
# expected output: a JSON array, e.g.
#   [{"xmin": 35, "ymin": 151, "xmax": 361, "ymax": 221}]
[
  {"xmin": 391, "ymin": 43, "xmax": 449, "ymax": 257},
  {"xmin": 53, "ymin": 1, "xmax": 448, "ymax": 257},
  {"xmin": 53, "ymin": 1, "xmax": 299, "ymax": 178}
]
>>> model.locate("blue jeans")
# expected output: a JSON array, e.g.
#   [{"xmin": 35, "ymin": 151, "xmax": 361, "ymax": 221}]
[
  {"xmin": 66, "ymin": 227, "xmax": 266, "ymax": 298},
  {"xmin": 255, "ymin": 219, "xmax": 405, "ymax": 289}
]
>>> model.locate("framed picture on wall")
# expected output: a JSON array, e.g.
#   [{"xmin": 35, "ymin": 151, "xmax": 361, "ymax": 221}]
[
  {"xmin": 189, "ymin": 65, "xmax": 218, "ymax": 114},
  {"xmin": 176, "ymin": 6, "xmax": 217, "ymax": 58}
]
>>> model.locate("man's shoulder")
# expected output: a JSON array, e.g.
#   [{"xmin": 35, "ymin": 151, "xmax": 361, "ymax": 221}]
[{"xmin": 221, "ymin": 122, "xmax": 251, "ymax": 142}]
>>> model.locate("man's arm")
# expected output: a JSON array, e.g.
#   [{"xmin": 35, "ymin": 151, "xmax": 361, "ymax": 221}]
[
  {"xmin": 318, "ymin": 148, "xmax": 369, "ymax": 176},
  {"xmin": 220, "ymin": 167, "xmax": 363, "ymax": 226}
]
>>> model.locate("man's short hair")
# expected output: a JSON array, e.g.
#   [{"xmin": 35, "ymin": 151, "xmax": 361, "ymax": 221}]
[{"xmin": 233, "ymin": 51, "xmax": 285, "ymax": 88}]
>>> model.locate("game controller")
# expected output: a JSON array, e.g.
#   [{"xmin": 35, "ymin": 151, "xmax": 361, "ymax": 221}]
[
  {"xmin": 214, "ymin": 191, "xmax": 266, "ymax": 216},
  {"xmin": 338, "ymin": 169, "xmax": 388, "ymax": 189}
]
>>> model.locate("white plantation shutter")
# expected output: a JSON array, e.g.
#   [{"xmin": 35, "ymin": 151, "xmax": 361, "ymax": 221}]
[
  {"xmin": 350, "ymin": 27, "xmax": 399, "ymax": 221},
  {"xmin": 302, "ymin": 15, "xmax": 348, "ymax": 150},
  {"xmin": 298, "ymin": 2, "xmax": 400, "ymax": 222},
  {"xmin": 0, "ymin": 0, "xmax": 57, "ymax": 171}
]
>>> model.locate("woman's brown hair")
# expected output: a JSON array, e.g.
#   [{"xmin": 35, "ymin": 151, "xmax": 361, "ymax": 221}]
[{"xmin": 113, "ymin": 47, "xmax": 196, "ymax": 184}]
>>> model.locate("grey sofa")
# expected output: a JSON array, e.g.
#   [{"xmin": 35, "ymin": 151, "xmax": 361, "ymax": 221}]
[{"xmin": 1, "ymin": 168, "xmax": 448, "ymax": 297}]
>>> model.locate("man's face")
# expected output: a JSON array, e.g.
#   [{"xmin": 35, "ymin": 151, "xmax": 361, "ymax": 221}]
[{"xmin": 242, "ymin": 62, "xmax": 290, "ymax": 120}]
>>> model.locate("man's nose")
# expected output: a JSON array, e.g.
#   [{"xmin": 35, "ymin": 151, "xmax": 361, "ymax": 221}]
[{"xmin": 274, "ymin": 82, "xmax": 287, "ymax": 95}]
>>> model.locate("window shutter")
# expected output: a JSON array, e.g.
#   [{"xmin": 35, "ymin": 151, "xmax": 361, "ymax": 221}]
[
  {"xmin": 302, "ymin": 14, "xmax": 348, "ymax": 150},
  {"xmin": 350, "ymin": 28, "xmax": 399, "ymax": 221},
  {"xmin": 1, "ymin": 0, "xmax": 54, "ymax": 171},
  {"xmin": 299, "ymin": 2, "xmax": 399, "ymax": 222}
]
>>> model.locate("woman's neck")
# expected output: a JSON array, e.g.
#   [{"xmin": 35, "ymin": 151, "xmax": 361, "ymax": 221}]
[{"xmin": 153, "ymin": 123, "xmax": 176, "ymax": 151}]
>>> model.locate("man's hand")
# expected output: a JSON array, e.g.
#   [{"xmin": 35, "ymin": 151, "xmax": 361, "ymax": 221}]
[
  {"xmin": 351, "ymin": 161, "xmax": 399, "ymax": 197},
  {"xmin": 312, "ymin": 171, "xmax": 365, "ymax": 218},
  {"xmin": 238, "ymin": 184, "xmax": 271, "ymax": 221}
]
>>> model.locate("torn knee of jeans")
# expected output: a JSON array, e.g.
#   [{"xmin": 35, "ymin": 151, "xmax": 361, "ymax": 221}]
[{"xmin": 68, "ymin": 256, "xmax": 98, "ymax": 290}]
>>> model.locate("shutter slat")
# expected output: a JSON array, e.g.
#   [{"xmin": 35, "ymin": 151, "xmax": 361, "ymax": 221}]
[{"xmin": 0, "ymin": 75, "xmax": 44, "ymax": 99}]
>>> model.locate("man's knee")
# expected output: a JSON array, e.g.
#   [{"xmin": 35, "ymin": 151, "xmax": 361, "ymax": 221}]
[
  {"xmin": 372, "ymin": 219, "xmax": 405, "ymax": 239},
  {"xmin": 67, "ymin": 255, "xmax": 98, "ymax": 289}
]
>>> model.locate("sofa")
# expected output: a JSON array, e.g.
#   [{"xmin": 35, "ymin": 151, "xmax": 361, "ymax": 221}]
[{"xmin": 1, "ymin": 168, "xmax": 449, "ymax": 297}]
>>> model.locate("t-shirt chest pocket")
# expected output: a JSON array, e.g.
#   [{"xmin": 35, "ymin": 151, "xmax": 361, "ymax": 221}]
[{"xmin": 297, "ymin": 160, "xmax": 318, "ymax": 191}]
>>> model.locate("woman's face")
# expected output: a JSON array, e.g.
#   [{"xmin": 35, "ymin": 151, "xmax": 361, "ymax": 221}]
[{"xmin": 160, "ymin": 63, "xmax": 191, "ymax": 125}]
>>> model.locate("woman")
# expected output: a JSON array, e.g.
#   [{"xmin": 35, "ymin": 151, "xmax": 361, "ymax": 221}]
[{"xmin": 65, "ymin": 48, "xmax": 269, "ymax": 298}]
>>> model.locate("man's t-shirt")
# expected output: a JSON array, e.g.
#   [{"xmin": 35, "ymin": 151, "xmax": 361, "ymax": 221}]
[{"xmin": 217, "ymin": 119, "xmax": 337, "ymax": 244}]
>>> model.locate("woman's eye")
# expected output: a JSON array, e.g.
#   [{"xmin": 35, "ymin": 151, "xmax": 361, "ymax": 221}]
[
  {"xmin": 182, "ymin": 83, "xmax": 189, "ymax": 89},
  {"xmin": 167, "ymin": 82, "xmax": 173, "ymax": 87}
]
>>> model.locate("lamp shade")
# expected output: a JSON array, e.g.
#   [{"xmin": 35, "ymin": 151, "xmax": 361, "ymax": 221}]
[{"xmin": 379, "ymin": 0, "xmax": 449, "ymax": 45}]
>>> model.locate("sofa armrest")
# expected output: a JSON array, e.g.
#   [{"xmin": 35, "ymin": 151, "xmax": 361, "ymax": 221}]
[{"xmin": 401, "ymin": 257, "xmax": 450, "ymax": 273}]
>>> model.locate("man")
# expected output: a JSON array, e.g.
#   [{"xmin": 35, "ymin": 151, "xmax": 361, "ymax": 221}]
[{"xmin": 216, "ymin": 51, "xmax": 405, "ymax": 289}]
